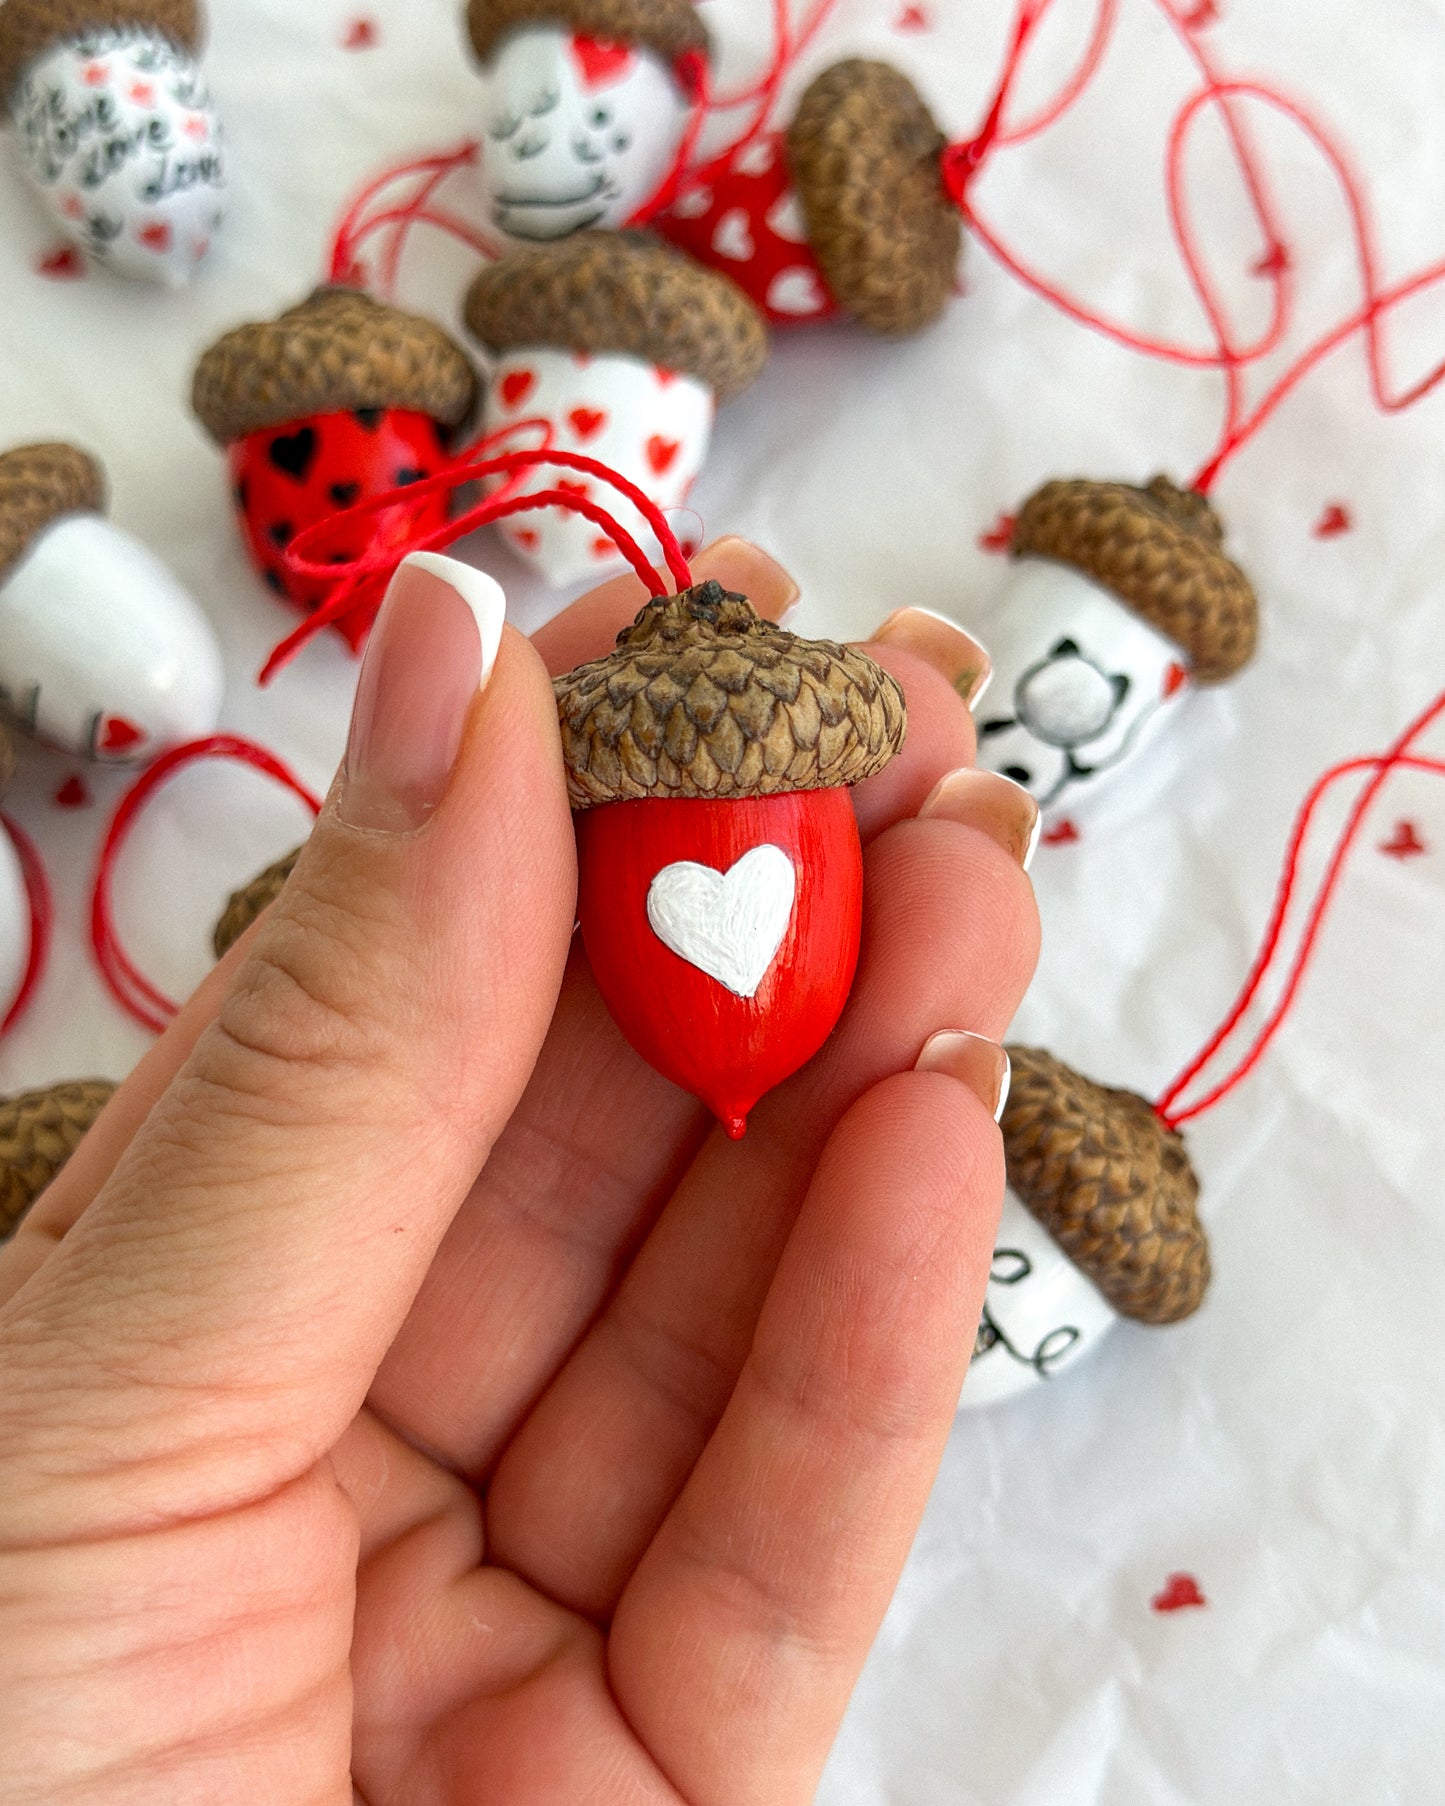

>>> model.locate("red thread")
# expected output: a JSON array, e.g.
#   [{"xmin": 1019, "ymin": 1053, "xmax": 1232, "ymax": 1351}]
[
  {"xmin": 0, "ymin": 813, "xmax": 53, "ymax": 1035},
  {"xmin": 90, "ymin": 737, "xmax": 323, "ymax": 1034}
]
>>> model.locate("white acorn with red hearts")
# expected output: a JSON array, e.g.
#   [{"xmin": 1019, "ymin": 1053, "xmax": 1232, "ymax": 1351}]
[
  {"xmin": 464, "ymin": 231, "xmax": 767, "ymax": 588},
  {"xmin": 0, "ymin": 0, "xmax": 224, "ymax": 286},
  {"xmin": 0, "ymin": 728, "xmax": 28, "ymax": 1019},
  {"xmin": 0, "ymin": 442, "xmax": 224, "ymax": 762}
]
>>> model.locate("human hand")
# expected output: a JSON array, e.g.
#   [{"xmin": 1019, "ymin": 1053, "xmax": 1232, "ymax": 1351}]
[{"xmin": 0, "ymin": 541, "xmax": 1038, "ymax": 1805}]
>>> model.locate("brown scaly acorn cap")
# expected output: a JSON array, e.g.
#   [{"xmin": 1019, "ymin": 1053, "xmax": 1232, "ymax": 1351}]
[
  {"xmin": 0, "ymin": 441, "xmax": 106, "ymax": 588},
  {"xmin": 556, "ymin": 578, "xmax": 907, "ymax": 809},
  {"xmin": 0, "ymin": 0, "xmax": 202, "ymax": 112},
  {"xmin": 1000, "ymin": 1046, "xmax": 1209, "ymax": 1327},
  {"xmin": 192, "ymin": 287, "xmax": 480, "ymax": 448},
  {"xmin": 1010, "ymin": 474, "xmax": 1259, "ymax": 683},
  {"xmin": 213, "ymin": 846, "xmax": 300, "ymax": 959},
  {"xmin": 787, "ymin": 59, "xmax": 962, "ymax": 337},
  {"xmin": 464, "ymin": 231, "xmax": 767, "ymax": 405},
  {"xmin": 0, "ymin": 1079, "xmax": 116, "ymax": 1241},
  {"xmin": 465, "ymin": 0, "xmax": 708, "ymax": 70},
  {"xmin": 0, "ymin": 723, "xmax": 15, "ymax": 794}
]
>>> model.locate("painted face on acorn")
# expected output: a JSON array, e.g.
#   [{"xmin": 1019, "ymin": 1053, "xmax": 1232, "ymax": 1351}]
[
  {"xmin": 974, "ymin": 561, "xmax": 1188, "ymax": 808},
  {"xmin": 477, "ymin": 26, "xmax": 692, "ymax": 243}
]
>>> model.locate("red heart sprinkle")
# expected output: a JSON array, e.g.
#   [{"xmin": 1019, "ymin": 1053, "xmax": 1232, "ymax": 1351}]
[
  {"xmin": 568, "ymin": 406, "xmax": 607, "ymax": 441},
  {"xmin": 1163, "ymin": 661, "xmax": 1189, "ymax": 698},
  {"xmin": 1151, "ymin": 1573, "xmax": 1207, "ymax": 1613},
  {"xmin": 499, "ymin": 368, "xmax": 536, "ymax": 408},
  {"xmin": 36, "ymin": 244, "xmax": 84, "ymax": 279},
  {"xmin": 592, "ymin": 536, "xmax": 618, "ymax": 558},
  {"xmin": 894, "ymin": 3, "xmax": 930, "ymax": 28},
  {"xmin": 570, "ymin": 34, "xmax": 636, "ymax": 89},
  {"xmin": 513, "ymin": 528, "xmax": 541, "ymax": 551},
  {"xmin": 978, "ymin": 511, "xmax": 1016, "ymax": 553},
  {"xmin": 1041, "ymin": 818, "xmax": 1080, "ymax": 846},
  {"xmin": 343, "ymin": 16, "xmax": 379, "ymax": 47},
  {"xmin": 646, "ymin": 435, "xmax": 681, "ymax": 476},
  {"xmin": 99, "ymin": 716, "xmax": 146, "ymax": 754},
  {"xmin": 54, "ymin": 774, "xmax": 90, "ymax": 810},
  {"xmin": 1313, "ymin": 502, "xmax": 1352, "ymax": 538},
  {"xmin": 139, "ymin": 221, "xmax": 172, "ymax": 252},
  {"xmin": 1380, "ymin": 820, "xmax": 1427, "ymax": 860}
]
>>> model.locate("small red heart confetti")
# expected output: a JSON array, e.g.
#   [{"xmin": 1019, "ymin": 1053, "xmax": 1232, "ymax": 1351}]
[
  {"xmin": 1251, "ymin": 240, "xmax": 1291, "ymax": 278},
  {"xmin": 499, "ymin": 368, "xmax": 536, "ymax": 408},
  {"xmin": 571, "ymin": 33, "xmax": 636, "ymax": 88},
  {"xmin": 978, "ymin": 511, "xmax": 1016, "ymax": 554},
  {"xmin": 647, "ymin": 435, "xmax": 681, "ymax": 476},
  {"xmin": 556, "ymin": 478, "xmax": 591, "ymax": 499},
  {"xmin": 894, "ymin": 2, "xmax": 930, "ymax": 28},
  {"xmin": 139, "ymin": 221, "xmax": 172, "ymax": 252},
  {"xmin": 592, "ymin": 536, "xmax": 618, "ymax": 558},
  {"xmin": 99, "ymin": 716, "xmax": 146, "ymax": 754},
  {"xmin": 1380, "ymin": 820, "xmax": 1427, "ymax": 860},
  {"xmin": 1180, "ymin": 0, "xmax": 1219, "ymax": 25},
  {"xmin": 1041, "ymin": 818, "xmax": 1081, "ymax": 846},
  {"xmin": 655, "ymin": 366, "xmax": 678, "ymax": 387},
  {"xmin": 568, "ymin": 406, "xmax": 607, "ymax": 441},
  {"xmin": 36, "ymin": 244, "xmax": 84, "ymax": 279},
  {"xmin": 513, "ymin": 528, "xmax": 541, "ymax": 551},
  {"xmin": 54, "ymin": 774, "xmax": 91, "ymax": 810},
  {"xmin": 1163, "ymin": 661, "xmax": 1189, "ymax": 698},
  {"xmin": 343, "ymin": 16, "xmax": 379, "ymax": 47},
  {"xmin": 1151, "ymin": 1572, "xmax": 1207, "ymax": 1613},
  {"xmin": 1313, "ymin": 502, "xmax": 1352, "ymax": 539}
]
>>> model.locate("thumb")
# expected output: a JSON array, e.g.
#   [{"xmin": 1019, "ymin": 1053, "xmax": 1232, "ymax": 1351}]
[{"xmin": 0, "ymin": 554, "xmax": 578, "ymax": 1541}]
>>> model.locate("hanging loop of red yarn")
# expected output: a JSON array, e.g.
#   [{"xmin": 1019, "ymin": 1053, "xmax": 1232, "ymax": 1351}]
[
  {"xmin": 91, "ymin": 736, "xmax": 323, "ymax": 1035},
  {"xmin": 0, "ymin": 812, "xmax": 53, "ymax": 1036}
]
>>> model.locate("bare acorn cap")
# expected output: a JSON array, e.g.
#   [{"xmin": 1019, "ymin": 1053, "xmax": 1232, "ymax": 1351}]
[
  {"xmin": 1010, "ymin": 475, "xmax": 1259, "ymax": 683},
  {"xmin": 787, "ymin": 59, "xmax": 962, "ymax": 337},
  {"xmin": 465, "ymin": 231, "xmax": 767, "ymax": 404},
  {"xmin": 192, "ymin": 288, "xmax": 479, "ymax": 448},
  {"xmin": 1000, "ymin": 1046, "xmax": 1209, "ymax": 1326},
  {"xmin": 0, "ymin": 0, "xmax": 202, "ymax": 112},
  {"xmin": 0, "ymin": 441, "xmax": 106, "ymax": 587},
  {"xmin": 213, "ymin": 847, "xmax": 300, "ymax": 959},
  {"xmin": 556, "ymin": 579, "xmax": 907, "ymax": 810},
  {"xmin": 0, "ymin": 1079, "xmax": 116, "ymax": 1241},
  {"xmin": 465, "ymin": 0, "xmax": 707, "ymax": 68}
]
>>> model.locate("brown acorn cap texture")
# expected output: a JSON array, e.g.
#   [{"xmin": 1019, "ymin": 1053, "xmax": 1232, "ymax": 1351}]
[
  {"xmin": 0, "ymin": 441, "xmax": 106, "ymax": 587},
  {"xmin": 1010, "ymin": 475, "xmax": 1259, "ymax": 683},
  {"xmin": 0, "ymin": 0, "xmax": 202, "ymax": 111},
  {"xmin": 464, "ymin": 231, "xmax": 767, "ymax": 405},
  {"xmin": 465, "ymin": 0, "xmax": 707, "ymax": 70},
  {"xmin": 0, "ymin": 723, "xmax": 15, "ymax": 794},
  {"xmin": 1000, "ymin": 1046, "xmax": 1209, "ymax": 1326},
  {"xmin": 213, "ymin": 847, "xmax": 300, "ymax": 959},
  {"xmin": 556, "ymin": 579, "xmax": 907, "ymax": 810},
  {"xmin": 192, "ymin": 288, "xmax": 480, "ymax": 448},
  {"xmin": 787, "ymin": 59, "xmax": 962, "ymax": 337},
  {"xmin": 0, "ymin": 1080, "xmax": 116, "ymax": 1241}
]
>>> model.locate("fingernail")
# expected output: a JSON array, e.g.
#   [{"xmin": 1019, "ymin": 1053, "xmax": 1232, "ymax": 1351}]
[
  {"xmin": 916, "ymin": 1032, "xmax": 1012, "ymax": 1122},
  {"xmin": 695, "ymin": 536, "xmax": 801, "ymax": 623},
  {"xmin": 919, "ymin": 768, "xmax": 1041, "ymax": 872},
  {"xmin": 870, "ymin": 607, "xmax": 992, "ymax": 707},
  {"xmin": 340, "ymin": 552, "xmax": 505, "ymax": 832}
]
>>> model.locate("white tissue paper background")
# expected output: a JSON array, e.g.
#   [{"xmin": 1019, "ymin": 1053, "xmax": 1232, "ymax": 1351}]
[{"xmin": 3, "ymin": 2, "xmax": 1444, "ymax": 1798}]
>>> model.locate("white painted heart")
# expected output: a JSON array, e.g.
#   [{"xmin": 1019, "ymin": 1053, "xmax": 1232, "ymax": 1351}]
[
  {"xmin": 647, "ymin": 844, "xmax": 796, "ymax": 999},
  {"xmin": 734, "ymin": 138, "xmax": 777, "ymax": 177},
  {"xmin": 766, "ymin": 191, "xmax": 808, "ymax": 243},
  {"xmin": 712, "ymin": 207, "xmax": 755, "ymax": 262},
  {"xmin": 670, "ymin": 182, "xmax": 713, "ymax": 219},
  {"xmin": 767, "ymin": 265, "xmax": 828, "ymax": 316}
]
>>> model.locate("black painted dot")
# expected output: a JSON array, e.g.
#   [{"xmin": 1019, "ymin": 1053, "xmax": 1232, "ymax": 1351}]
[
  {"xmin": 329, "ymin": 482, "xmax": 361, "ymax": 507},
  {"xmin": 267, "ymin": 426, "xmax": 318, "ymax": 482},
  {"xmin": 1003, "ymin": 765, "xmax": 1033, "ymax": 785},
  {"xmin": 263, "ymin": 569, "xmax": 286, "ymax": 594},
  {"xmin": 394, "ymin": 467, "xmax": 426, "ymax": 486},
  {"xmin": 354, "ymin": 408, "xmax": 384, "ymax": 431},
  {"xmin": 267, "ymin": 520, "xmax": 294, "ymax": 548}
]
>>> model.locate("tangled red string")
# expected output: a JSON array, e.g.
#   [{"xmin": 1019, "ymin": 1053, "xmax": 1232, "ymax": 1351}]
[
  {"xmin": 0, "ymin": 813, "xmax": 52, "ymax": 1036},
  {"xmin": 91, "ymin": 737, "xmax": 323, "ymax": 1034},
  {"xmin": 1155, "ymin": 690, "xmax": 1445, "ymax": 1128}
]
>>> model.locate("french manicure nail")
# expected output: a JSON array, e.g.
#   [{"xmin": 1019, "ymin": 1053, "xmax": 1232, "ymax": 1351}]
[
  {"xmin": 916, "ymin": 1032, "xmax": 1012, "ymax": 1122},
  {"xmin": 919, "ymin": 767, "xmax": 1041, "ymax": 872},
  {"xmin": 870, "ymin": 606, "xmax": 992, "ymax": 707},
  {"xmin": 340, "ymin": 552, "xmax": 505, "ymax": 833}
]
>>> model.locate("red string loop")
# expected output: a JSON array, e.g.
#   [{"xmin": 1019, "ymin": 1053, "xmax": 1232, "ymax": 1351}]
[{"xmin": 0, "ymin": 813, "xmax": 53, "ymax": 1036}]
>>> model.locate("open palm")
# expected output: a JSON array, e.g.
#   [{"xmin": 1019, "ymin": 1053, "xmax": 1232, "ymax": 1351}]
[{"xmin": 0, "ymin": 544, "xmax": 1037, "ymax": 1806}]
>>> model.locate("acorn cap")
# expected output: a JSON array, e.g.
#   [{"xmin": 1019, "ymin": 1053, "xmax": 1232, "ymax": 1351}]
[
  {"xmin": 0, "ymin": 1079, "xmax": 116, "ymax": 1241},
  {"xmin": 465, "ymin": 0, "xmax": 707, "ymax": 70},
  {"xmin": 192, "ymin": 287, "xmax": 480, "ymax": 448},
  {"xmin": 0, "ymin": 723, "xmax": 14, "ymax": 794},
  {"xmin": 1000, "ymin": 1046, "xmax": 1209, "ymax": 1326},
  {"xmin": 787, "ymin": 59, "xmax": 961, "ymax": 337},
  {"xmin": 0, "ymin": 441, "xmax": 106, "ymax": 587},
  {"xmin": 1010, "ymin": 475, "xmax": 1259, "ymax": 683},
  {"xmin": 213, "ymin": 846, "xmax": 300, "ymax": 959},
  {"xmin": 0, "ymin": 0, "xmax": 202, "ymax": 112},
  {"xmin": 464, "ymin": 231, "xmax": 767, "ymax": 404},
  {"xmin": 556, "ymin": 579, "xmax": 907, "ymax": 810}
]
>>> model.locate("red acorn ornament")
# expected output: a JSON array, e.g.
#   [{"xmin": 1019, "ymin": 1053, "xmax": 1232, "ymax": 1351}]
[
  {"xmin": 192, "ymin": 288, "xmax": 478, "ymax": 649},
  {"xmin": 556, "ymin": 579, "xmax": 907, "ymax": 1135}
]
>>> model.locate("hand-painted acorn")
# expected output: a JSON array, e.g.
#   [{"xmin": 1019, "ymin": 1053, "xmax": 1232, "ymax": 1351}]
[
  {"xmin": 0, "ymin": 725, "xmax": 29, "ymax": 1016},
  {"xmin": 1, "ymin": 0, "xmax": 224, "ymax": 285},
  {"xmin": 465, "ymin": 0, "xmax": 707, "ymax": 248},
  {"xmin": 0, "ymin": 441, "xmax": 224, "ymax": 761},
  {"xmin": 464, "ymin": 231, "xmax": 766, "ymax": 587},
  {"xmin": 192, "ymin": 288, "xmax": 479, "ymax": 651},
  {"xmin": 970, "ymin": 477, "xmax": 1260, "ymax": 811},
  {"xmin": 0, "ymin": 1078, "xmax": 116, "ymax": 1240},
  {"xmin": 555, "ymin": 579, "xmax": 906, "ymax": 1136},
  {"xmin": 961, "ymin": 1046, "xmax": 1209, "ymax": 1409},
  {"xmin": 658, "ymin": 59, "xmax": 961, "ymax": 334}
]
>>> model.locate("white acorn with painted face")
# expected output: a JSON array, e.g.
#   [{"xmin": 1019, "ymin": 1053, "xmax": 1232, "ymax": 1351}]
[
  {"xmin": 0, "ymin": 443, "xmax": 224, "ymax": 764},
  {"xmin": 464, "ymin": 0, "xmax": 706, "ymax": 249},
  {"xmin": 961, "ymin": 1046, "xmax": 1211, "ymax": 1410},
  {"xmin": 972, "ymin": 477, "xmax": 1259, "ymax": 812},
  {"xmin": 0, "ymin": 0, "xmax": 224, "ymax": 286}
]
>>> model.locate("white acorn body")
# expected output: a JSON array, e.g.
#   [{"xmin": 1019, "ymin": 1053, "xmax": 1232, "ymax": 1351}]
[
  {"xmin": 476, "ymin": 24, "xmax": 691, "ymax": 248},
  {"xmin": 0, "ymin": 829, "xmax": 29, "ymax": 1015},
  {"xmin": 960, "ymin": 1185, "xmax": 1120, "ymax": 1410},
  {"xmin": 14, "ymin": 29, "xmax": 224, "ymax": 285},
  {"xmin": 972, "ymin": 560, "xmax": 1189, "ymax": 811},
  {"xmin": 484, "ymin": 345, "xmax": 714, "ymax": 588},
  {"xmin": 0, "ymin": 513, "xmax": 224, "ymax": 762}
]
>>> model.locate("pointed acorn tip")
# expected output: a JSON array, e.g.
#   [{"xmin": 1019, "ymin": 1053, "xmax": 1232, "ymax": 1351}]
[{"xmin": 723, "ymin": 1112, "xmax": 749, "ymax": 1140}]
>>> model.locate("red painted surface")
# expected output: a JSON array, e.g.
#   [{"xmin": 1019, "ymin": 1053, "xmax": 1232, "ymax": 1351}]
[
  {"xmin": 577, "ymin": 788, "xmax": 864, "ymax": 1137},
  {"xmin": 228, "ymin": 407, "xmax": 452, "ymax": 652}
]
